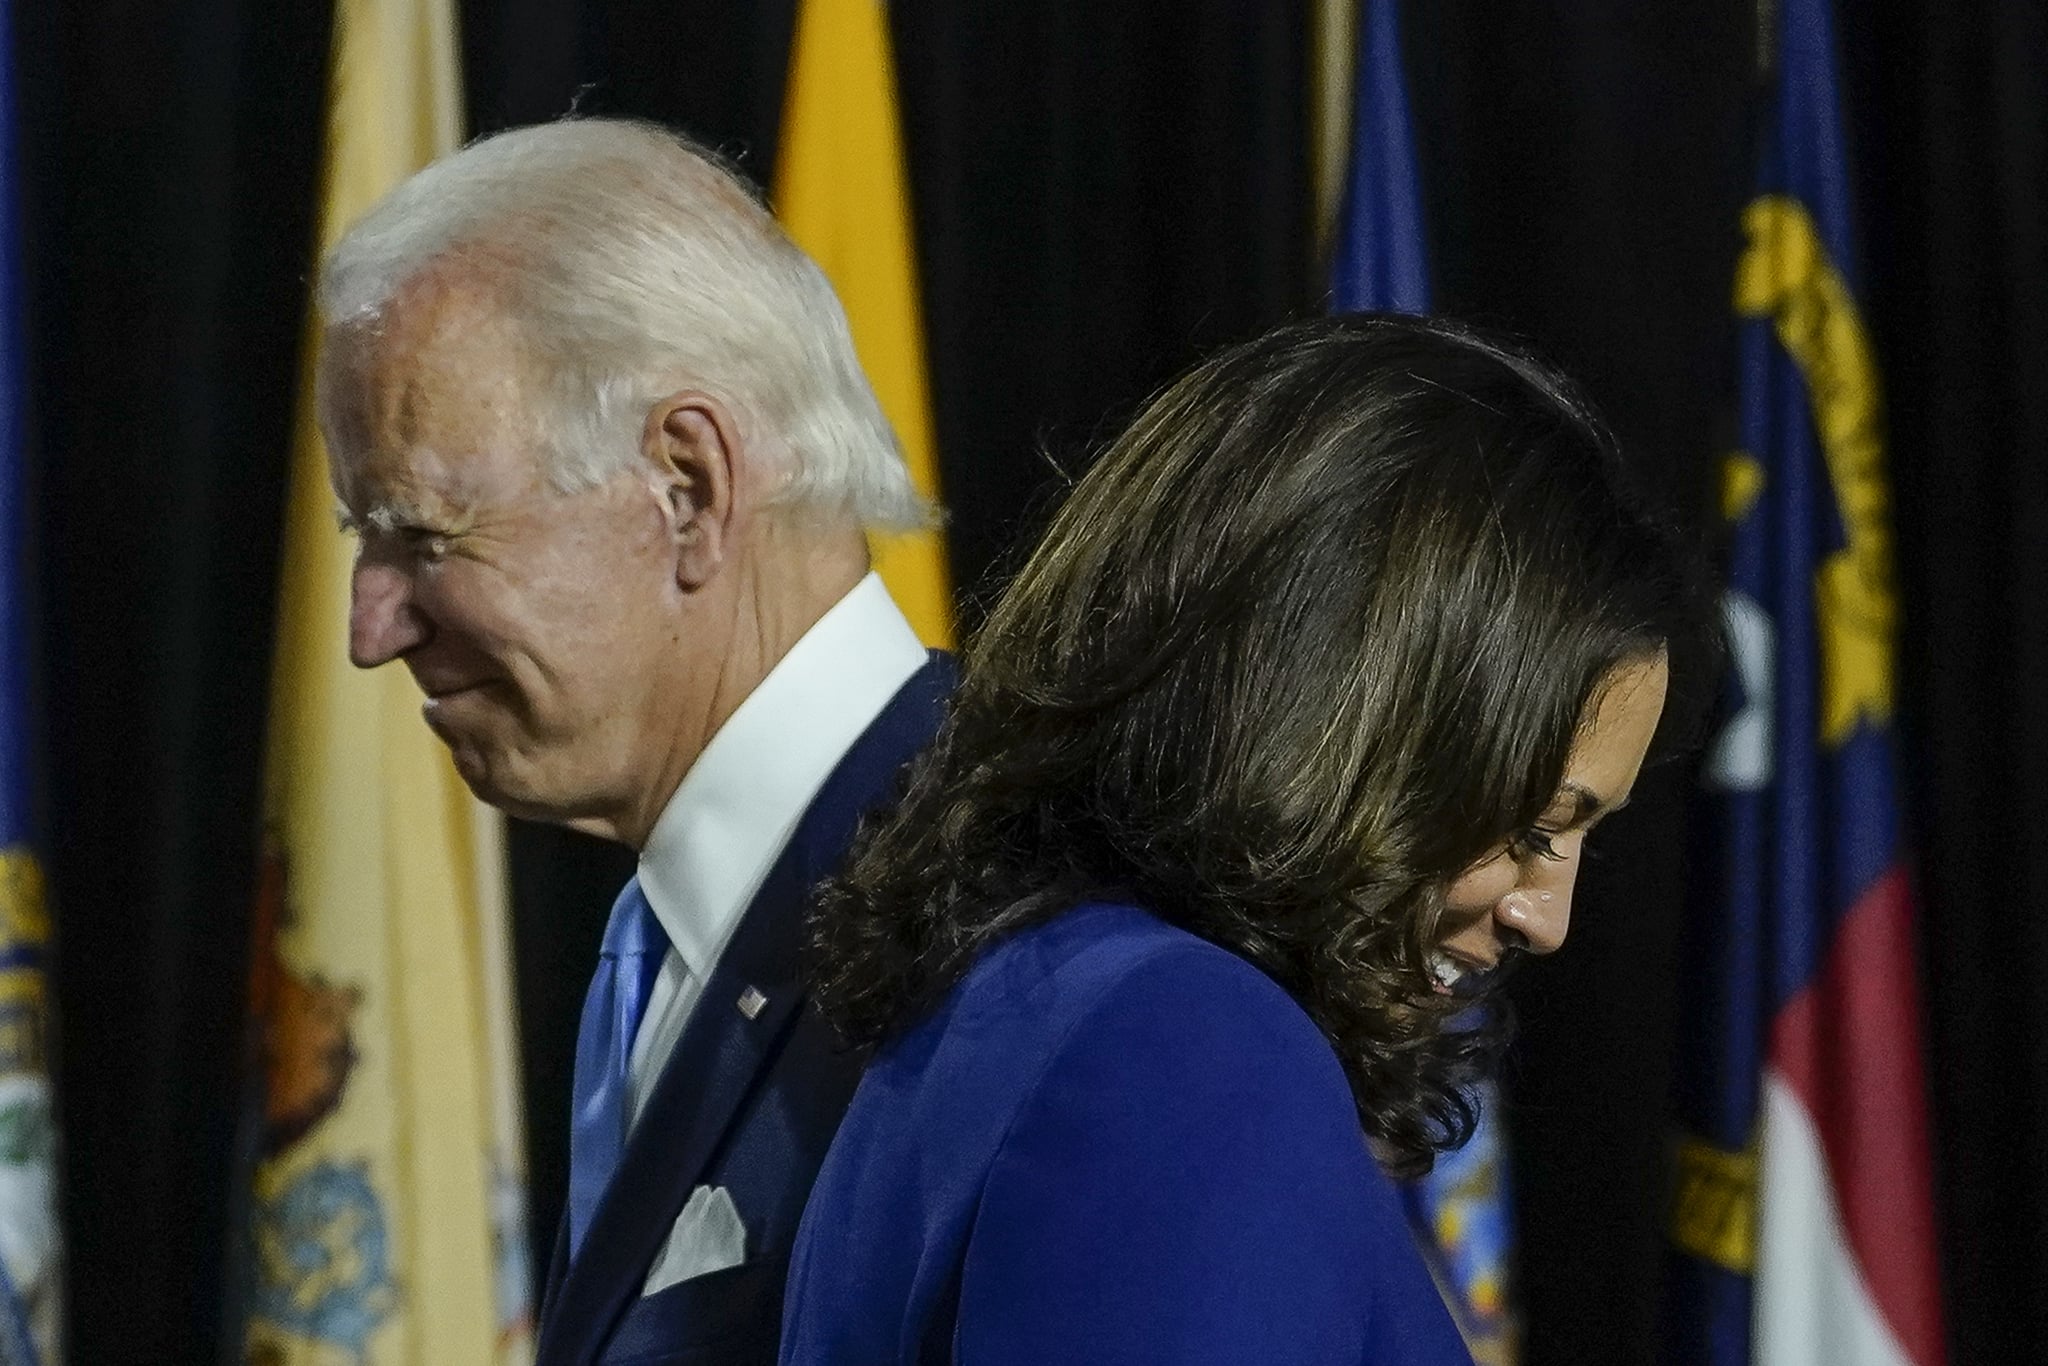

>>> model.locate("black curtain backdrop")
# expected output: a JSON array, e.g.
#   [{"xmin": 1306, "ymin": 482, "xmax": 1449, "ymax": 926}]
[
  {"xmin": 19, "ymin": 0, "xmax": 331, "ymax": 1362},
  {"xmin": 22, "ymin": 2, "xmax": 2046, "ymax": 1363},
  {"xmin": 1854, "ymin": 2, "xmax": 2048, "ymax": 1358}
]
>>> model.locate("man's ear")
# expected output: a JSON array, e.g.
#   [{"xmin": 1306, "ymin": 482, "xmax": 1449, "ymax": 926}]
[{"xmin": 642, "ymin": 391, "xmax": 741, "ymax": 590}]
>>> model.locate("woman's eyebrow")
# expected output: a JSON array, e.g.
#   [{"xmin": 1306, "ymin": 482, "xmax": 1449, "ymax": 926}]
[{"xmin": 1556, "ymin": 781, "xmax": 1626, "ymax": 824}]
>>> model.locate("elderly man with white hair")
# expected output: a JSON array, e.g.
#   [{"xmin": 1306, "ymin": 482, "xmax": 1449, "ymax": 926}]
[{"xmin": 318, "ymin": 118, "xmax": 952, "ymax": 1365}]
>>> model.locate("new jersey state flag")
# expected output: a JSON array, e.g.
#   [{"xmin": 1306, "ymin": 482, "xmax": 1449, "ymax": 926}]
[
  {"xmin": 1665, "ymin": 1, "xmax": 1946, "ymax": 1363},
  {"xmin": 243, "ymin": 1, "xmax": 533, "ymax": 1362}
]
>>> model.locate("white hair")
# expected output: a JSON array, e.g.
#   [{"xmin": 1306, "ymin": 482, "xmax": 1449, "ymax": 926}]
[{"xmin": 316, "ymin": 118, "xmax": 929, "ymax": 531}]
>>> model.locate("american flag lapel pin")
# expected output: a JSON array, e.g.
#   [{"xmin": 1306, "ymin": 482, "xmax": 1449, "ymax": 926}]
[{"xmin": 737, "ymin": 985, "xmax": 768, "ymax": 1020}]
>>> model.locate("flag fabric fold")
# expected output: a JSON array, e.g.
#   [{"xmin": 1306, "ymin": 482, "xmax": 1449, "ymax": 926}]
[
  {"xmin": 1329, "ymin": 7, "xmax": 1516, "ymax": 1363},
  {"xmin": 1328, "ymin": 0, "xmax": 1430, "ymax": 316},
  {"xmin": 1666, "ymin": 2, "xmax": 1946, "ymax": 1363},
  {"xmin": 244, "ymin": 2, "xmax": 533, "ymax": 1362},
  {"xmin": 774, "ymin": 0, "xmax": 953, "ymax": 648}
]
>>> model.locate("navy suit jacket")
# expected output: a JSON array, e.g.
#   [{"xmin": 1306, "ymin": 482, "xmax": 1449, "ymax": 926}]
[
  {"xmin": 781, "ymin": 903, "xmax": 1475, "ymax": 1365},
  {"xmin": 536, "ymin": 654, "xmax": 952, "ymax": 1366}
]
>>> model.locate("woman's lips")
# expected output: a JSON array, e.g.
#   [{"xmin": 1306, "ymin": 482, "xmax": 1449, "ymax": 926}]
[{"xmin": 1429, "ymin": 951, "xmax": 1498, "ymax": 995}]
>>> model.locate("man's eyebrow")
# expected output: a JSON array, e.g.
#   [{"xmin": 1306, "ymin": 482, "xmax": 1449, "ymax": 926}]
[{"xmin": 334, "ymin": 499, "xmax": 433, "ymax": 534}]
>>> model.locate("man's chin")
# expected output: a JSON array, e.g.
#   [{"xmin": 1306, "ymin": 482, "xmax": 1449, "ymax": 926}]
[
  {"xmin": 425, "ymin": 720, "xmax": 516, "ymax": 806},
  {"xmin": 420, "ymin": 706, "xmax": 611, "ymax": 827},
  {"xmin": 436, "ymin": 734, "xmax": 580, "ymax": 825},
  {"xmin": 438, "ymin": 734, "xmax": 503, "ymax": 800}
]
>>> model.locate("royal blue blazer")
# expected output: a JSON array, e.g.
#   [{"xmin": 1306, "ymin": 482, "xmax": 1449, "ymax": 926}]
[
  {"xmin": 781, "ymin": 902, "xmax": 1474, "ymax": 1365},
  {"xmin": 536, "ymin": 655, "xmax": 953, "ymax": 1366}
]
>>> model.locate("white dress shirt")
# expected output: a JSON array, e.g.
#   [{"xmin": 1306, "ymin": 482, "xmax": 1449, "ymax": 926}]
[{"xmin": 626, "ymin": 572, "xmax": 928, "ymax": 1294}]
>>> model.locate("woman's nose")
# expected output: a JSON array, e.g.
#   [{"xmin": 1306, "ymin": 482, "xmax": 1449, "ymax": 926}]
[{"xmin": 1497, "ymin": 887, "xmax": 1570, "ymax": 955}]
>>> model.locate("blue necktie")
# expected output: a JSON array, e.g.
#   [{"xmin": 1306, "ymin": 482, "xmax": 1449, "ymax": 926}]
[{"xmin": 566, "ymin": 876, "xmax": 666, "ymax": 1260}]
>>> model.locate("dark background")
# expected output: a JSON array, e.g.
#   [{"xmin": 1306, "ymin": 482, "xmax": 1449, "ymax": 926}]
[{"xmin": 18, "ymin": 1, "xmax": 2045, "ymax": 1362}]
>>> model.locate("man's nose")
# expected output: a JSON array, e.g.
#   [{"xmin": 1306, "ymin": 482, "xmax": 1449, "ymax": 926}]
[
  {"xmin": 349, "ymin": 561, "xmax": 430, "ymax": 668},
  {"xmin": 1497, "ymin": 884, "xmax": 1572, "ymax": 956}
]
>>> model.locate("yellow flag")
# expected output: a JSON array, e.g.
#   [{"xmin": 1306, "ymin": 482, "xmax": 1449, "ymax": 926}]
[
  {"xmin": 775, "ymin": 0, "xmax": 954, "ymax": 647},
  {"xmin": 246, "ymin": 2, "xmax": 532, "ymax": 1362}
]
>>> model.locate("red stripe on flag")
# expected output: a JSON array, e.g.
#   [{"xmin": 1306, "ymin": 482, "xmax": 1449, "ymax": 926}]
[{"xmin": 1770, "ymin": 864, "xmax": 1946, "ymax": 1366}]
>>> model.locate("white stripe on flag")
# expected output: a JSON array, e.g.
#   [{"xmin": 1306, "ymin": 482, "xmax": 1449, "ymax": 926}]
[{"xmin": 1754, "ymin": 1067, "xmax": 1915, "ymax": 1366}]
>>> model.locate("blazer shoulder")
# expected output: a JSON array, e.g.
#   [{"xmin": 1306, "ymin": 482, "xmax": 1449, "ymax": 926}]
[
  {"xmin": 944, "ymin": 910, "xmax": 1441, "ymax": 1364},
  {"xmin": 954, "ymin": 904, "xmax": 1359, "ymax": 1136}
]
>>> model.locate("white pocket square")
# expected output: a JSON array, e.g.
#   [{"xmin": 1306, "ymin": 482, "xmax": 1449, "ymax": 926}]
[{"xmin": 641, "ymin": 1183, "xmax": 749, "ymax": 1296}]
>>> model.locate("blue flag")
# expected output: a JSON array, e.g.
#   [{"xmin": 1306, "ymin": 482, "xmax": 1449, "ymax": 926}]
[
  {"xmin": 1329, "ymin": 0, "xmax": 1429, "ymax": 315},
  {"xmin": 0, "ymin": 2, "xmax": 63, "ymax": 1359},
  {"xmin": 1330, "ymin": 7, "xmax": 1515, "ymax": 1361},
  {"xmin": 1665, "ymin": 1, "xmax": 1944, "ymax": 1363}
]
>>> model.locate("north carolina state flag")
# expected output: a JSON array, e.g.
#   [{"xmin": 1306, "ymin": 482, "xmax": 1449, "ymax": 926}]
[{"xmin": 1666, "ymin": 2, "xmax": 1946, "ymax": 1363}]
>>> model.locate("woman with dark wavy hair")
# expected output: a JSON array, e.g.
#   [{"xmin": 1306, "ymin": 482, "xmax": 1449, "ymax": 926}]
[{"xmin": 779, "ymin": 315, "xmax": 1712, "ymax": 1365}]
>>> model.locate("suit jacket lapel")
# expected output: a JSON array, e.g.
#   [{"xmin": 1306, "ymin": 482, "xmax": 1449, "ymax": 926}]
[{"xmin": 538, "ymin": 654, "xmax": 953, "ymax": 1365}]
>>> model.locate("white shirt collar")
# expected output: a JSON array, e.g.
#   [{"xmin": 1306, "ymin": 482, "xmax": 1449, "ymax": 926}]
[{"xmin": 637, "ymin": 573, "xmax": 929, "ymax": 981}]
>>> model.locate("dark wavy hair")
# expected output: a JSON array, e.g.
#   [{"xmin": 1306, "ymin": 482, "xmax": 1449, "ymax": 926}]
[{"xmin": 807, "ymin": 314, "xmax": 1715, "ymax": 1176}]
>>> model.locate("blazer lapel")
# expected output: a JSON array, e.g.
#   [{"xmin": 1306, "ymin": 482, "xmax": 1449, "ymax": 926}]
[{"xmin": 537, "ymin": 654, "xmax": 953, "ymax": 1366}]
